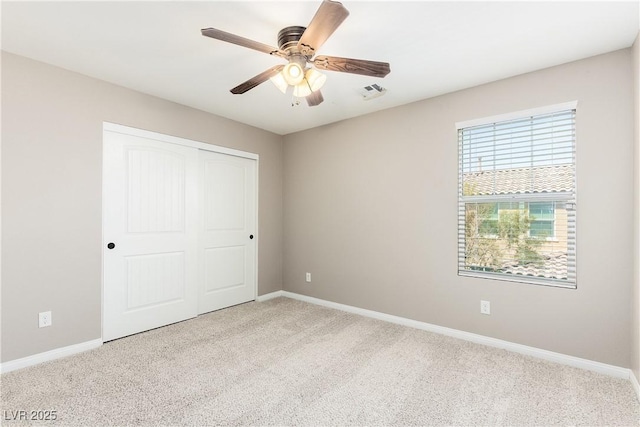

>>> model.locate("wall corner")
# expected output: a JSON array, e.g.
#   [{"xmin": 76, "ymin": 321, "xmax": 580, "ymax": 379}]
[{"xmin": 632, "ymin": 30, "xmax": 640, "ymax": 382}]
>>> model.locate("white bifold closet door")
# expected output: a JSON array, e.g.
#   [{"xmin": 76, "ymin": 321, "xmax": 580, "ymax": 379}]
[{"xmin": 103, "ymin": 127, "xmax": 256, "ymax": 342}]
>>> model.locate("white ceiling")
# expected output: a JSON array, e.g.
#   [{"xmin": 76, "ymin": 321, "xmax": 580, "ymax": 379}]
[{"xmin": 2, "ymin": 1, "xmax": 638, "ymax": 135}]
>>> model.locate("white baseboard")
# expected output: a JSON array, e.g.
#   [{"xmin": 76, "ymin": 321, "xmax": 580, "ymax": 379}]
[
  {"xmin": 277, "ymin": 291, "xmax": 631, "ymax": 380},
  {"xmin": 256, "ymin": 290, "xmax": 284, "ymax": 302},
  {"xmin": 631, "ymin": 370, "xmax": 640, "ymax": 402},
  {"xmin": 0, "ymin": 339, "xmax": 102, "ymax": 374}
]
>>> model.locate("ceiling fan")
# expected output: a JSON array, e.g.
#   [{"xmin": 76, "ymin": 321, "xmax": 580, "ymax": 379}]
[{"xmin": 201, "ymin": 0, "xmax": 391, "ymax": 107}]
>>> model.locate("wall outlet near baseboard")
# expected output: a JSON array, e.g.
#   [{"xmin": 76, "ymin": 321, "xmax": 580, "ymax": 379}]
[
  {"xmin": 305, "ymin": 272, "xmax": 311, "ymax": 283},
  {"xmin": 480, "ymin": 300, "xmax": 491, "ymax": 315},
  {"xmin": 39, "ymin": 311, "xmax": 52, "ymax": 328}
]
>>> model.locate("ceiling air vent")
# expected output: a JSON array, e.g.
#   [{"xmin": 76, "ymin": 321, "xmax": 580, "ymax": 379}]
[{"xmin": 358, "ymin": 83, "xmax": 386, "ymax": 101}]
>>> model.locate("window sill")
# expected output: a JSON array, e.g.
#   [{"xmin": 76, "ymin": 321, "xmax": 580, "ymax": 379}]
[{"xmin": 458, "ymin": 269, "xmax": 576, "ymax": 289}]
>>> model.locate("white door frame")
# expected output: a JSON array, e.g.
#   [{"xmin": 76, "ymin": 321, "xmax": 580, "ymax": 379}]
[{"xmin": 101, "ymin": 122, "xmax": 259, "ymax": 342}]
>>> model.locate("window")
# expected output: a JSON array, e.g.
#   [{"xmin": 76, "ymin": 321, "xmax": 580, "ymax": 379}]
[
  {"xmin": 528, "ymin": 201, "xmax": 555, "ymax": 238},
  {"xmin": 457, "ymin": 103, "xmax": 576, "ymax": 288}
]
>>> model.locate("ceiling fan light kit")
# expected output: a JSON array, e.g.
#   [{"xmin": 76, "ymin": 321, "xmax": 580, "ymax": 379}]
[
  {"xmin": 270, "ymin": 72, "xmax": 289, "ymax": 94},
  {"xmin": 201, "ymin": 0, "xmax": 390, "ymax": 107},
  {"xmin": 293, "ymin": 82, "xmax": 312, "ymax": 98},
  {"xmin": 305, "ymin": 69, "xmax": 327, "ymax": 92},
  {"xmin": 282, "ymin": 60, "xmax": 306, "ymax": 86}
]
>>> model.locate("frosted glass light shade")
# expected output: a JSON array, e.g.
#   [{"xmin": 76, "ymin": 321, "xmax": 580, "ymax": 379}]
[
  {"xmin": 270, "ymin": 72, "xmax": 288, "ymax": 94},
  {"xmin": 293, "ymin": 81, "xmax": 312, "ymax": 97},
  {"xmin": 283, "ymin": 62, "xmax": 304, "ymax": 85},
  {"xmin": 305, "ymin": 69, "xmax": 326, "ymax": 92}
]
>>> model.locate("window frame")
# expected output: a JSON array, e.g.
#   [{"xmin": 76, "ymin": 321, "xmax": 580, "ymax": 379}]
[{"xmin": 456, "ymin": 102, "xmax": 577, "ymax": 289}]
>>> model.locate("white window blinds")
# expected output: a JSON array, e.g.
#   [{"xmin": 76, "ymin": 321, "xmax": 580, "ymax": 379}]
[{"xmin": 457, "ymin": 106, "xmax": 576, "ymax": 288}]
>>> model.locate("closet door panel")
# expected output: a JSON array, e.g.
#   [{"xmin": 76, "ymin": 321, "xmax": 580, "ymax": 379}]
[
  {"xmin": 198, "ymin": 151, "xmax": 256, "ymax": 314},
  {"xmin": 103, "ymin": 131, "xmax": 198, "ymax": 341}
]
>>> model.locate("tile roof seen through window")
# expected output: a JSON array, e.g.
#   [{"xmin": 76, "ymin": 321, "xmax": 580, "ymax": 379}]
[
  {"xmin": 463, "ymin": 164, "xmax": 574, "ymax": 196},
  {"xmin": 500, "ymin": 252, "xmax": 568, "ymax": 280}
]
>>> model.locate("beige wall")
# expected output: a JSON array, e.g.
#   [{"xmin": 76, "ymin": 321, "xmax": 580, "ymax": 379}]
[
  {"xmin": 1, "ymin": 52, "xmax": 283, "ymax": 363},
  {"xmin": 2, "ymin": 45, "xmax": 637, "ymax": 370},
  {"xmin": 283, "ymin": 49, "xmax": 634, "ymax": 367},
  {"xmin": 633, "ymin": 32, "xmax": 640, "ymax": 381}
]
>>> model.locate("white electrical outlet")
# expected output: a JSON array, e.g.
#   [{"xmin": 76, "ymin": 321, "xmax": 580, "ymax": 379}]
[
  {"xmin": 480, "ymin": 300, "xmax": 491, "ymax": 315},
  {"xmin": 39, "ymin": 311, "xmax": 52, "ymax": 328},
  {"xmin": 305, "ymin": 272, "xmax": 311, "ymax": 283}
]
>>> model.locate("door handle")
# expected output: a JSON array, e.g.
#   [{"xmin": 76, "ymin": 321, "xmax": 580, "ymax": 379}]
[
  {"xmin": 107, "ymin": 242, "xmax": 116, "ymax": 249},
  {"xmin": 249, "ymin": 235, "xmax": 254, "ymax": 240}
]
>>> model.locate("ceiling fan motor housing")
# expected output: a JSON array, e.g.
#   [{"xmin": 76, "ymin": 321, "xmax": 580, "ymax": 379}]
[{"xmin": 277, "ymin": 26, "xmax": 307, "ymax": 53}]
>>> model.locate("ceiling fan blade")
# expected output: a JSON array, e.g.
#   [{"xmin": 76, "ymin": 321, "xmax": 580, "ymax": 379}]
[
  {"xmin": 313, "ymin": 55, "xmax": 391, "ymax": 78},
  {"xmin": 230, "ymin": 65, "xmax": 285, "ymax": 94},
  {"xmin": 297, "ymin": 0, "xmax": 349, "ymax": 56},
  {"xmin": 202, "ymin": 28, "xmax": 284, "ymax": 58},
  {"xmin": 306, "ymin": 90, "xmax": 324, "ymax": 107}
]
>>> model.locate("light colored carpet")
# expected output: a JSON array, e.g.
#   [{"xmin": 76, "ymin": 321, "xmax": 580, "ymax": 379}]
[{"xmin": 1, "ymin": 297, "xmax": 639, "ymax": 426}]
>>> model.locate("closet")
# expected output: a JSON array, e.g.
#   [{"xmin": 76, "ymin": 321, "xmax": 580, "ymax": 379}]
[{"xmin": 102, "ymin": 123, "xmax": 257, "ymax": 341}]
